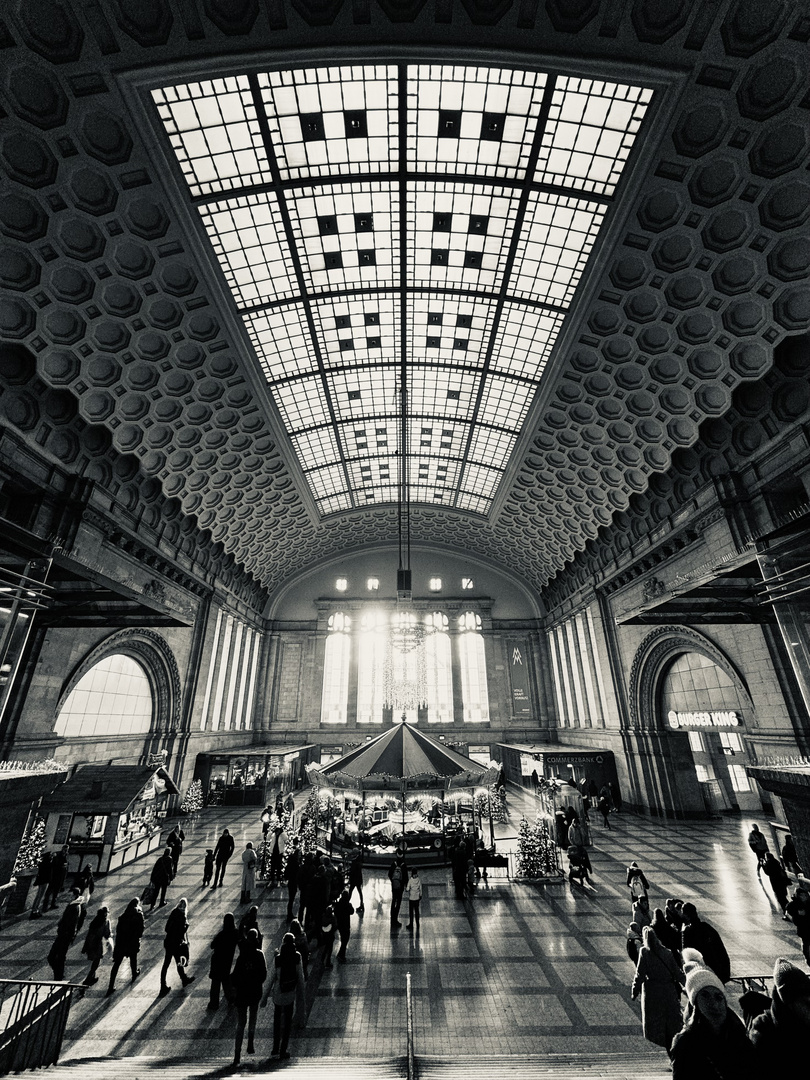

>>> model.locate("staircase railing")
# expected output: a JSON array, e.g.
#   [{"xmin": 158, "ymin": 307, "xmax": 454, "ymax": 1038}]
[
  {"xmin": 0, "ymin": 979, "xmax": 85, "ymax": 1076},
  {"xmin": 405, "ymin": 971, "xmax": 415, "ymax": 1080}
]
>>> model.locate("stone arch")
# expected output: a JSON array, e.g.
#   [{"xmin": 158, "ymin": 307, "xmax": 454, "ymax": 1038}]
[
  {"xmin": 56, "ymin": 628, "xmax": 181, "ymax": 735},
  {"xmin": 627, "ymin": 625, "xmax": 753, "ymax": 732}
]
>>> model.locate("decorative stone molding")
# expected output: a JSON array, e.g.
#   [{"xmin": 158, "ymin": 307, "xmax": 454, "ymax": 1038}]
[{"xmin": 627, "ymin": 624, "xmax": 754, "ymax": 732}]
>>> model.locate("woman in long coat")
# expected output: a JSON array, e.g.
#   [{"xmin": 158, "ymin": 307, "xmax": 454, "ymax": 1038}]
[
  {"xmin": 107, "ymin": 897, "xmax": 145, "ymax": 994},
  {"xmin": 631, "ymin": 925, "xmax": 685, "ymax": 1050},
  {"xmin": 241, "ymin": 842, "xmax": 257, "ymax": 904},
  {"xmin": 160, "ymin": 897, "xmax": 195, "ymax": 993},
  {"xmin": 208, "ymin": 911, "xmax": 239, "ymax": 1009}
]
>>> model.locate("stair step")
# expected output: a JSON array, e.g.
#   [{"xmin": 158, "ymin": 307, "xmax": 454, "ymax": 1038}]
[
  {"xmin": 52, "ymin": 1056, "xmax": 406, "ymax": 1078},
  {"xmin": 416, "ymin": 1054, "xmax": 672, "ymax": 1079}
]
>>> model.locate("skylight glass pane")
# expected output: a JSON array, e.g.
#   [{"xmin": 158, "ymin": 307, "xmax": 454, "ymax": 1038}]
[
  {"xmin": 410, "ymin": 368, "xmax": 479, "ymax": 421},
  {"xmin": 477, "ymin": 375, "xmax": 534, "ymax": 429},
  {"xmin": 318, "ymin": 492, "xmax": 352, "ymax": 514},
  {"xmin": 408, "ymin": 418, "xmax": 467, "ymax": 460},
  {"xmin": 535, "ymin": 78, "xmax": 652, "ymax": 197},
  {"xmin": 491, "ymin": 305, "xmax": 565, "ymax": 380},
  {"xmin": 329, "ymin": 367, "xmax": 399, "ymax": 422},
  {"xmin": 313, "ymin": 295, "xmax": 399, "ymax": 371},
  {"xmin": 460, "ymin": 463, "xmax": 502, "ymax": 499},
  {"xmin": 407, "ymin": 65, "xmax": 548, "ymax": 180},
  {"xmin": 407, "ymin": 182, "xmax": 519, "ymax": 291},
  {"xmin": 152, "ymin": 78, "xmax": 270, "ymax": 197},
  {"xmin": 456, "ymin": 490, "xmax": 493, "ymax": 514},
  {"xmin": 510, "ymin": 194, "xmax": 606, "ymax": 306},
  {"xmin": 292, "ymin": 428, "xmax": 341, "ymax": 469},
  {"xmin": 304, "ymin": 463, "xmax": 347, "ymax": 498},
  {"xmin": 468, "ymin": 426, "xmax": 517, "ymax": 467},
  {"xmin": 244, "ymin": 307, "xmax": 317, "ymax": 383},
  {"xmin": 259, "ymin": 65, "xmax": 398, "ymax": 182},
  {"xmin": 287, "ymin": 182, "xmax": 399, "ymax": 293},
  {"xmin": 199, "ymin": 194, "xmax": 296, "ymax": 306},
  {"xmin": 274, "ymin": 376, "xmax": 330, "ymax": 431},
  {"xmin": 407, "ymin": 294, "xmax": 495, "ymax": 369}
]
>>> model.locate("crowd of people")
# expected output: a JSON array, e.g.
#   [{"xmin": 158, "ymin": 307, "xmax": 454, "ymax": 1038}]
[{"xmin": 621, "ymin": 826, "xmax": 810, "ymax": 1078}]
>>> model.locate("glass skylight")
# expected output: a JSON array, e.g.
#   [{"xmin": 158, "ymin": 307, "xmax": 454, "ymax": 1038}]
[{"xmin": 153, "ymin": 63, "xmax": 653, "ymax": 518}]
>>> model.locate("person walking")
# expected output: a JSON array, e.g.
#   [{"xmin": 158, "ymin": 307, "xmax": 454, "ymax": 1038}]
[
  {"xmin": 47, "ymin": 888, "xmax": 86, "ymax": 980},
  {"xmin": 747, "ymin": 823, "xmax": 769, "ymax": 877},
  {"xmin": 107, "ymin": 897, "xmax": 145, "ymax": 995},
  {"xmin": 388, "ymin": 853, "xmax": 407, "ymax": 927},
  {"xmin": 597, "ymin": 794, "xmax": 612, "ymax": 829},
  {"xmin": 405, "ymin": 867, "xmax": 422, "ymax": 931},
  {"xmin": 43, "ymin": 847, "xmax": 68, "ymax": 913},
  {"xmin": 669, "ymin": 951, "xmax": 757, "ymax": 1080},
  {"xmin": 288, "ymin": 918, "xmax": 309, "ymax": 979},
  {"xmin": 680, "ymin": 903, "xmax": 730, "ymax": 984},
  {"xmin": 149, "ymin": 847, "xmax": 175, "ymax": 911},
  {"xmin": 208, "ymin": 911, "xmax": 239, "ymax": 1010},
  {"xmin": 231, "ymin": 927, "xmax": 267, "ymax": 1066},
  {"xmin": 781, "ymin": 833, "xmax": 801, "ymax": 875},
  {"xmin": 240, "ymin": 841, "xmax": 257, "ymax": 904},
  {"xmin": 159, "ymin": 897, "xmax": 195, "ymax": 994},
  {"xmin": 627, "ymin": 861, "xmax": 649, "ymax": 904},
  {"xmin": 785, "ymin": 882, "xmax": 810, "ymax": 966},
  {"xmin": 212, "ymin": 828, "xmax": 235, "ymax": 888},
  {"xmin": 346, "ymin": 848, "xmax": 364, "ymax": 913},
  {"xmin": 269, "ymin": 824, "xmax": 287, "ymax": 888},
  {"xmin": 166, "ymin": 826, "xmax": 185, "ymax": 875},
  {"xmin": 632, "ymin": 895, "xmax": 653, "ymax": 929},
  {"xmin": 748, "ymin": 956, "xmax": 810, "ymax": 1067},
  {"xmin": 335, "ymin": 888, "xmax": 354, "ymax": 962},
  {"xmin": 285, "ymin": 837, "xmax": 301, "ymax": 921},
  {"xmin": 630, "ymin": 925, "xmax": 685, "ymax": 1051},
  {"xmin": 297, "ymin": 851, "xmax": 315, "ymax": 927},
  {"xmin": 238, "ymin": 904, "xmax": 263, "ymax": 946},
  {"xmin": 307, "ymin": 861, "xmax": 329, "ymax": 939},
  {"xmin": 320, "ymin": 901, "xmax": 337, "ymax": 969},
  {"xmin": 451, "ymin": 843, "xmax": 467, "ymax": 901},
  {"xmin": 29, "ymin": 851, "xmax": 53, "ymax": 920},
  {"xmin": 263, "ymin": 932, "xmax": 304, "ymax": 1060},
  {"xmin": 202, "ymin": 849, "xmax": 215, "ymax": 887},
  {"xmin": 760, "ymin": 851, "xmax": 791, "ymax": 918},
  {"xmin": 626, "ymin": 920, "xmax": 644, "ymax": 966},
  {"xmin": 80, "ymin": 904, "xmax": 112, "ymax": 986}
]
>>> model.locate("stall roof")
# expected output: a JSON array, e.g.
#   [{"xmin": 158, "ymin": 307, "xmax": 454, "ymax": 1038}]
[
  {"xmin": 39, "ymin": 764, "xmax": 180, "ymax": 814},
  {"xmin": 497, "ymin": 744, "xmax": 613, "ymax": 756}
]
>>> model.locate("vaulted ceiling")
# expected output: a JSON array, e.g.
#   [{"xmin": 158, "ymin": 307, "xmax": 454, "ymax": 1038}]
[{"xmin": 0, "ymin": 0, "xmax": 807, "ymax": 598}]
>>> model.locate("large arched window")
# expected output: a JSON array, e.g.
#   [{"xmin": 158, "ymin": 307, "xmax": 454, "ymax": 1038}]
[
  {"xmin": 357, "ymin": 609, "xmax": 386, "ymax": 724},
  {"xmin": 457, "ymin": 611, "xmax": 489, "ymax": 723},
  {"xmin": 388, "ymin": 610, "xmax": 423, "ymax": 723},
  {"xmin": 55, "ymin": 654, "xmax": 153, "ymax": 738},
  {"xmin": 321, "ymin": 612, "xmax": 351, "ymax": 724},
  {"xmin": 425, "ymin": 611, "xmax": 452, "ymax": 723}
]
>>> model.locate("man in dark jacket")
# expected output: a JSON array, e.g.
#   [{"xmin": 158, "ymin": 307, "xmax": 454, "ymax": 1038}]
[
  {"xmin": 43, "ymin": 847, "xmax": 69, "ymax": 912},
  {"xmin": 149, "ymin": 846, "xmax": 175, "ymax": 910},
  {"xmin": 29, "ymin": 850, "xmax": 53, "ymax": 919},
  {"xmin": 47, "ymin": 888, "xmax": 86, "ymax": 979},
  {"xmin": 212, "ymin": 828, "xmax": 235, "ymax": 888},
  {"xmin": 681, "ymin": 902, "xmax": 731, "ymax": 983},
  {"xmin": 388, "ymin": 854, "xmax": 408, "ymax": 926},
  {"xmin": 166, "ymin": 826, "xmax": 185, "ymax": 874}
]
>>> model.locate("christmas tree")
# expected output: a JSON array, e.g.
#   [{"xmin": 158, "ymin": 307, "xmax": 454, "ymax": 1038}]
[
  {"xmin": 490, "ymin": 784, "xmax": 509, "ymax": 823},
  {"xmin": 297, "ymin": 787, "xmax": 319, "ymax": 854},
  {"xmin": 13, "ymin": 816, "xmax": 46, "ymax": 874},
  {"xmin": 180, "ymin": 779, "xmax": 204, "ymax": 815},
  {"xmin": 515, "ymin": 815, "xmax": 559, "ymax": 878}
]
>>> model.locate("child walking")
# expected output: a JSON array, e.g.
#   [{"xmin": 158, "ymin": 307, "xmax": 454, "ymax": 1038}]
[
  {"xmin": 405, "ymin": 867, "xmax": 422, "ymax": 931},
  {"xmin": 203, "ymin": 849, "xmax": 215, "ymax": 887}
]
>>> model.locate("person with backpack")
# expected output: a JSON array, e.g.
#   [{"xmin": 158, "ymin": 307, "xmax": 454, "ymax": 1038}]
[
  {"xmin": 627, "ymin": 861, "xmax": 649, "ymax": 904},
  {"xmin": 231, "ymin": 927, "xmax": 267, "ymax": 1066},
  {"xmin": 388, "ymin": 853, "xmax": 407, "ymax": 927},
  {"xmin": 262, "ymin": 932, "xmax": 304, "ymax": 1060},
  {"xmin": 106, "ymin": 897, "xmax": 145, "ymax": 996}
]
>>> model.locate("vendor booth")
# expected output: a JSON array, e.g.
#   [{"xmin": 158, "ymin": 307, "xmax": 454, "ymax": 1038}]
[
  {"xmin": 495, "ymin": 744, "xmax": 620, "ymax": 802},
  {"xmin": 306, "ymin": 720, "xmax": 500, "ymax": 862},
  {"xmin": 194, "ymin": 744, "xmax": 317, "ymax": 806},
  {"xmin": 37, "ymin": 762, "xmax": 180, "ymax": 876}
]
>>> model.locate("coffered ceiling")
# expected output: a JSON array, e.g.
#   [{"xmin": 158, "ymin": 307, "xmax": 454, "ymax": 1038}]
[{"xmin": 0, "ymin": 0, "xmax": 807, "ymax": 598}]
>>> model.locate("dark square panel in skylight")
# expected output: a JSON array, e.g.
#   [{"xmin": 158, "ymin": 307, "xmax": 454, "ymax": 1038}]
[
  {"xmin": 319, "ymin": 215, "xmax": 338, "ymax": 235},
  {"xmin": 431, "ymin": 249, "xmax": 449, "ymax": 265},
  {"xmin": 355, "ymin": 213, "xmax": 374, "ymax": 232},
  {"xmin": 357, "ymin": 249, "xmax": 376, "ymax": 266},
  {"xmin": 364, "ymin": 312, "xmax": 380, "ymax": 325},
  {"xmin": 433, "ymin": 212, "xmax": 453, "ymax": 232},
  {"xmin": 469, "ymin": 215, "xmax": 489, "ymax": 235},
  {"xmin": 480, "ymin": 112, "xmax": 506, "ymax": 141},
  {"xmin": 438, "ymin": 110, "xmax": 462, "ymax": 138},
  {"xmin": 300, "ymin": 112, "xmax": 326, "ymax": 142},
  {"xmin": 344, "ymin": 110, "xmax": 368, "ymax": 138}
]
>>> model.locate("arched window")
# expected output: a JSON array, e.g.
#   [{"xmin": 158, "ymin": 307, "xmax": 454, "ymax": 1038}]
[
  {"xmin": 357, "ymin": 609, "xmax": 386, "ymax": 723},
  {"xmin": 55, "ymin": 654, "xmax": 153, "ymax": 738},
  {"xmin": 321, "ymin": 612, "xmax": 351, "ymax": 724},
  {"xmin": 425, "ymin": 612, "xmax": 452, "ymax": 722},
  {"xmin": 457, "ymin": 611, "xmax": 489, "ymax": 723},
  {"xmin": 387, "ymin": 610, "xmax": 423, "ymax": 723}
]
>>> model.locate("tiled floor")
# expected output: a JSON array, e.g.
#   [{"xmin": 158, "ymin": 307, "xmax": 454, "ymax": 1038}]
[{"xmin": 1, "ymin": 785, "xmax": 804, "ymax": 1067}]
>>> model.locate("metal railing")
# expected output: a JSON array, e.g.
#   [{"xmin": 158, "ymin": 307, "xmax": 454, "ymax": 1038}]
[
  {"xmin": 0, "ymin": 979, "xmax": 85, "ymax": 1075},
  {"xmin": 405, "ymin": 971, "xmax": 414, "ymax": 1080}
]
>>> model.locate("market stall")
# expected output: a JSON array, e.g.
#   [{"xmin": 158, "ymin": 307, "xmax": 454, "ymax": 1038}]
[
  {"xmin": 37, "ymin": 763, "xmax": 180, "ymax": 876},
  {"xmin": 305, "ymin": 720, "xmax": 500, "ymax": 862},
  {"xmin": 194, "ymin": 744, "xmax": 317, "ymax": 806}
]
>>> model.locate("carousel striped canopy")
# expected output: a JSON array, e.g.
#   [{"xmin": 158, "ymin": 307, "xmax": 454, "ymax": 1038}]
[{"xmin": 307, "ymin": 721, "xmax": 498, "ymax": 791}]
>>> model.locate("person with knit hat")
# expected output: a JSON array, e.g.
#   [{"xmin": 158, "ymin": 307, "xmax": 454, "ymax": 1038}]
[
  {"xmin": 630, "ymin": 925, "xmax": 685, "ymax": 1050},
  {"xmin": 748, "ymin": 957, "xmax": 810, "ymax": 1065},
  {"xmin": 681, "ymin": 902, "xmax": 731, "ymax": 984},
  {"xmin": 669, "ymin": 949, "xmax": 758, "ymax": 1079}
]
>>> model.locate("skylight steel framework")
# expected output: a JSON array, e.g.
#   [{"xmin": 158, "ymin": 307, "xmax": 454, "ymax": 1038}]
[{"xmin": 153, "ymin": 64, "xmax": 652, "ymax": 519}]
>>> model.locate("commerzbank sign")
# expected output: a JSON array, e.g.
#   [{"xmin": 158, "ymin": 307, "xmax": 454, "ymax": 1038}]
[{"xmin": 667, "ymin": 710, "xmax": 741, "ymax": 729}]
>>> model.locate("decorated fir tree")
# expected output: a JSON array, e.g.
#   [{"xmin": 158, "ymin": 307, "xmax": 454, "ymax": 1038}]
[
  {"xmin": 180, "ymin": 778, "xmax": 204, "ymax": 815},
  {"xmin": 515, "ymin": 815, "xmax": 560, "ymax": 878},
  {"xmin": 490, "ymin": 784, "xmax": 509, "ymax": 823},
  {"xmin": 13, "ymin": 815, "xmax": 46, "ymax": 875},
  {"xmin": 297, "ymin": 787, "xmax": 319, "ymax": 854}
]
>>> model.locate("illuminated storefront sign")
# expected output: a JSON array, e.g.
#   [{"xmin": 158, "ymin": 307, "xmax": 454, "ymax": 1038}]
[{"xmin": 667, "ymin": 710, "xmax": 741, "ymax": 729}]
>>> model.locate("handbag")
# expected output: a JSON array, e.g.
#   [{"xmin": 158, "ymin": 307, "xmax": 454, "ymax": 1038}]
[
  {"xmin": 141, "ymin": 882, "xmax": 157, "ymax": 905},
  {"xmin": 177, "ymin": 941, "xmax": 190, "ymax": 967}
]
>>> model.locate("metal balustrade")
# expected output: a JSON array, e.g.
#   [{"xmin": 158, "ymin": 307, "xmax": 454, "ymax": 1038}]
[{"xmin": 0, "ymin": 979, "xmax": 85, "ymax": 1076}]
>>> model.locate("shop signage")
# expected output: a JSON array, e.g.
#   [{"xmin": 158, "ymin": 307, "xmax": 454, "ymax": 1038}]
[{"xmin": 667, "ymin": 710, "xmax": 741, "ymax": 729}]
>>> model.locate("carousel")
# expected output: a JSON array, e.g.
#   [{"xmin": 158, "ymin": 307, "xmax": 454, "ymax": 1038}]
[{"xmin": 305, "ymin": 720, "xmax": 500, "ymax": 862}]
